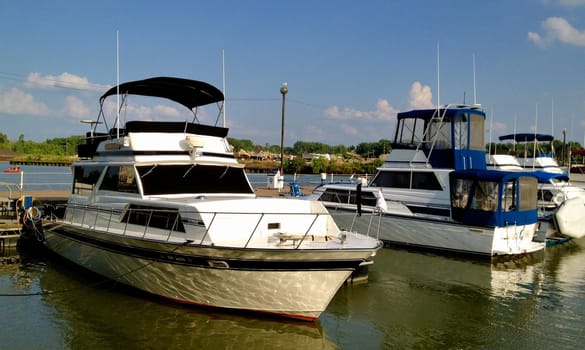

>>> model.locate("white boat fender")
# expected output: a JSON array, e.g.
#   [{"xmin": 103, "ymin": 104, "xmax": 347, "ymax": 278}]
[{"xmin": 374, "ymin": 189, "xmax": 387, "ymax": 213}]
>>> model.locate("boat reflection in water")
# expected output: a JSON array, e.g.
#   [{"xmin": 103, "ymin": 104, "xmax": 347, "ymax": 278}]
[
  {"xmin": 3, "ymin": 242, "xmax": 585, "ymax": 348},
  {"xmin": 321, "ymin": 247, "xmax": 548, "ymax": 349}
]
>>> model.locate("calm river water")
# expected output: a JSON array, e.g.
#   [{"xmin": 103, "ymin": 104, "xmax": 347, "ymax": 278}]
[
  {"xmin": 2, "ymin": 242, "xmax": 585, "ymax": 349},
  {"xmin": 1, "ymin": 166, "xmax": 585, "ymax": 349}
]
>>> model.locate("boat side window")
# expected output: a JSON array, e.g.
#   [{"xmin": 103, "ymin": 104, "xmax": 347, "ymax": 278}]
[
  {"xmin": 471, "ymin": 180, "xmax": 499, "ymax": 212},
  {"xmin": 349, "ymin": 190, "xmax": 377, "ymax": 206},
  {"xmin": 370, "ymin": 171, "xmax": 441, "ymax": 191},
  {"xmin": 100, "ymin": 165, "xmax": 139, "ymax": 194},
  {"xmin": 73, "ymin": 165, "xmax": 105, "ymax": 195},
  {"xmin": 319, "ymin": 189, "xmax": 349, "ymax": 204},
  {"xmin": 411, "ymin": 172, "xmax": 442, "ymax": 190},
  {"xmin": 428, "ymin": 119, "xmax": 451, "ymax": 149},
  {"xmin": 469, "ymin": 113, "xmax": 485, "ymax": 151},
  {"xmin": 502, "ymin": 180, "xmax": 516, "ymax": 211},
  {"xmin": 120, "ymin": 205, "xmax": 185, "ymax": 232},
  {"xmin": 453, "ymin": 114, "xmax": 469, "ymax": 150},
  {"xmin": 370, "ymin": 171, "xmax": 410, "ymax": 188},
  {"xmin": 451, "ymin": 178, "xmax": 473, "ymax": 209},
  {"xmin": 537, "ymin": 189, "xmax": 553, "ymax": 202},
  {"xmin": 519, "ymin": 176, "xmax": 537, "ymax": 211}
]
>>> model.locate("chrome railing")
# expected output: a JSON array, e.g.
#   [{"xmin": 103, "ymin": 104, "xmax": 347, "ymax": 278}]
[{"xmin": 45, "ymin": 204, "xmax": 362, "ymax": 249}]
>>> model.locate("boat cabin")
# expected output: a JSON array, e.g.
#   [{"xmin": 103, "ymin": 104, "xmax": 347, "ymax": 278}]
[{"xmin": 450, "ymin": 169, "xmax": 538, "ymax": 227}]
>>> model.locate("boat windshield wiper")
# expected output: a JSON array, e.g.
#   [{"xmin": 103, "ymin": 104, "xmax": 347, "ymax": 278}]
[
  {"xmin": 219, "ymin": 166, "xmax": 229, "ymax": 180},
  {"xmin": 183, "ymin": 164, "xmax": 196, "ymax": 178},
  {"xmin": 140, "ymin": 164, "xmax": 158, "ymax": 178}
]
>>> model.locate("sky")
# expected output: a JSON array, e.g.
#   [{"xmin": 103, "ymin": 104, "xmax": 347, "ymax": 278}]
[{"xmin": 1, "ymin": 0, "xmax": 585, "ymax": 147}]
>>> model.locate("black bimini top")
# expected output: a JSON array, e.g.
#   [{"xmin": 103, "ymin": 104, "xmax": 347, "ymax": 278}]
[
  {"xmin": 498, "ymin": 133, "xmax": 554, "ymax": 143},
  {"xmin": 99, "ymin": 77, "xmax": 224, "ymax": 110}
]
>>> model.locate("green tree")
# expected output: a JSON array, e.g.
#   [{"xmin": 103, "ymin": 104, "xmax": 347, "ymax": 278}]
[{"xmin": 310, "ymin": 158, "xmax": 329, "ymax": 174}]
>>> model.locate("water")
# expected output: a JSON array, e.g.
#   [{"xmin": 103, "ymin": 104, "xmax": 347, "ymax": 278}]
[
  {"xmin": 2, "ymin": 166, "xmax": 585, "ymax": 349},
  {"xmin": 2, "ymin": 243, "xmax": 585, "ymax": 349}
]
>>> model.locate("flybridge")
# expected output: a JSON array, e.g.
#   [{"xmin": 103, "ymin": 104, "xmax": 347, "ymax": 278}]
[
  {"xmin": 78, "ymin": 77, "xmax": 227, "ymax": 160},
  {"xmin": 391, "ymin": 104, "xmax": 487, "ymax": 170}
]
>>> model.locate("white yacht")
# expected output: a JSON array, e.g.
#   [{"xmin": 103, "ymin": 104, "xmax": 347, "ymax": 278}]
[
  {"xmin": 34, "ymin": 77, "xmax": 381, "ymax": 321},
  {"xmin": 309, "ymin": 104, "xmax": 544, "ymax": 258}
]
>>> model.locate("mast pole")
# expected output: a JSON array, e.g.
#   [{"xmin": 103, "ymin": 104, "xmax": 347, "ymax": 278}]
[{"xmin": 116, "ymin": 30, "xmax": 120, "ymax": 138}]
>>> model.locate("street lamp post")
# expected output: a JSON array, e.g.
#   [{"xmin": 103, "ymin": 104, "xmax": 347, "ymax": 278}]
[{"xmin": 280, "ymin": 82, "xmax": 288, "ymax": 173}]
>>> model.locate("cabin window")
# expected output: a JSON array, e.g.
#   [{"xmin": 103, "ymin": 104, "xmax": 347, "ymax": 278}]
[
  {"xmin": 319, "ymin": 189, "xmax": 349, "ymax": 204},
  {"xmin": 453, "ymin": 114, "xmax": 469, "ymax": 150},
  {"xmin": 412, "ymin": 172, "xmax": 442, "ymax": 190},
  {"xmin": 100, "ymin": 165, "xmax": 139, "ymax": 193},
  {"xmin": 469, "ymin": 113, "xmax": 485, "ymax": 150},
  {"xmin": 120, "ymin": 205, "xmax": 185, "ymax": 232},
  {"xmin": 502, "ymin": 180, "xmax": 517, "ymax": 212},
  {"xmin": 394, "ymin": 118, "xmax": 425, "ymax": 146},
  {"xmin": 318, "ymin": 188, "xmax": 378, "ymax": 206},
  {"xmin": 137, "ymin": 164, "xmax": 254, "ymax": 195},
  {"xmin": 519, "ymin": 176, "xmax": 537, "ymax": 211},
  {"xmin": 428, "ymin": 119, "xmax": 451, "ymax": 149},
  {"xmin": 349, "ymin": 190, "xmax": 378, "ymax": 206},
  {"xmin": 537, "ymin": 189, "xmax": 554, "ymax": 202},
  {"xmin": 451, "ymin": 178, "xmax": 473, "ymax": 209},
  {"xmin": 370, "ymin": 171, "xmax": 442, "ymax": 191},
  {"xmin": 471, "ymin": 180, "xmax": 499, "ymax": 212},
  {"xmin": 73, "ymin": 165, "xmax": 105, "ymax": 195}
]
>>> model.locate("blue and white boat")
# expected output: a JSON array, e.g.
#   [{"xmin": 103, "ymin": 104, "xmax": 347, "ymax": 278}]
[
  {"xmin": 487, "ymin": 133, "xmax": 585, "ymax": 240},
  {"xmin": 309, "ymin": 104, "xmax": 544, "ymax": 258}
]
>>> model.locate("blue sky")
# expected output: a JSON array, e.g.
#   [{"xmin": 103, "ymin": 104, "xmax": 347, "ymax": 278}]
[{"xmin": 1, "ymin": 0, "xmax": 585, "ymax": 147}]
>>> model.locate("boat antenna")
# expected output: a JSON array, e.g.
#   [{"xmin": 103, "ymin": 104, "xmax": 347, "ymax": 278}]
[
  {"xmin": 551, "ymin": 96, "xmax": 554, "ymax": 140},
  {"xmin": 488, "ymin": 108, "xmax": 493, "ymax": 154},
  {"xmin": 533, "ymin": 103, "xmax": 538, "ymax": 168},
  {"xmin": 473, "ymin": 53, "xmax": 477, "ymax": 105},
  {"xmin": 513, "ymin": 113, "xmax": 517, "ymax": 153},
  {"xmin": 222, "ymin": 49, "xmax": 227, "ymax": 128},
  {"xmin": 116, "ymin": 30, "xmax": 120, "ymax": 139},
  {"xmin": 436, "ymin": 42, "xmax": 440, "ymax": 109}
]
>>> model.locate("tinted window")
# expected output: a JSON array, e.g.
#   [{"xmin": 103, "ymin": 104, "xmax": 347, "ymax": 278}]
[
  {"xmin": 371, "ymin": 171, "xmax": 442, "ymax": 190},
  {"xmin": 121, "ymin": 205, "xmax": 185, "ymax": 232},
  {"xmin": 100, "ymin": 165, "xmax": 139, "ymax": 194},
  {"xmin": 73, "ymin": 165, "xmax": 105, "ymax": 195},
  {"xmin": 137, "ymin": 164, "xmax": 254, "ymax": 195},
  {"xmin": 318, "ymin": 188, "xmax": 378, "ymax": 206}
]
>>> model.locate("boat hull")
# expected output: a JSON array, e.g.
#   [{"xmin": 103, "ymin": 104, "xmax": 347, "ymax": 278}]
[
  {"xmin": 42, "ymin": 222, "xmax": 376, "ymax": 320},
  {"xmin": 324, "ymin": 207, "xmax": 543, "ymax": 258}
]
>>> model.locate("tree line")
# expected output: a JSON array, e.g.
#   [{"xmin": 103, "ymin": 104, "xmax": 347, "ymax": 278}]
[{"xmin": 1, "ymin": 131, "xmax": 582, "ymax": 169}]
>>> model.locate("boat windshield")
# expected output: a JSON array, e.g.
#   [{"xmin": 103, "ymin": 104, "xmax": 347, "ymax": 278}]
[{"xmin": 137, "ymin": 164, "xmax": 254, "ymax": 195}]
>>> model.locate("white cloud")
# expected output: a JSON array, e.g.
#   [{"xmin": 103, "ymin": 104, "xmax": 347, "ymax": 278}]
[
  {"xmin": 528, "ymin": 17, "xmax": 585, "ymax": 47},
  {"xmin": 324, "ymin": 98, "xmax": 398, "ymax": 121},
  {"xmin": 63, "ymin": 95, "xmax": 91, "ymax": 118},
  {"xmin": 0, "ymin": 88, "xmax": 49, "ymax": 115},
  {"xmin": 25, "ymin": 72, "xmax": 109, "ymax": 91},
  {"xmin": 340, "ymin": 123, "xmax": 358, "ymax": 136},
  {"xmin": 409, "ymin": 81, "xmax": 434, "ymax": 108},
  {"xmin": 154, "ymin": 105, "xmax": 181, "ymax": 118}
]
